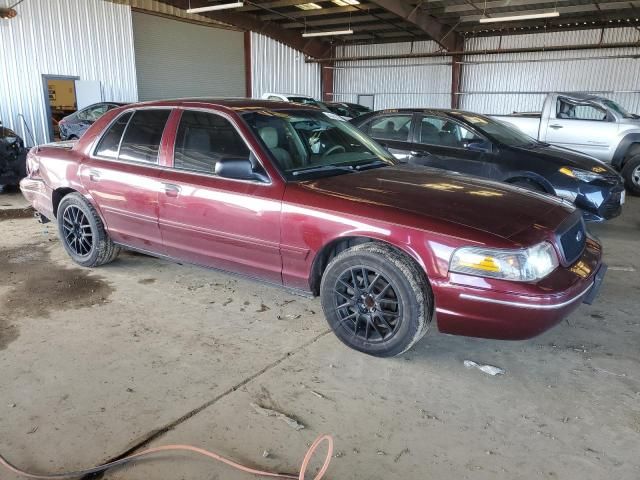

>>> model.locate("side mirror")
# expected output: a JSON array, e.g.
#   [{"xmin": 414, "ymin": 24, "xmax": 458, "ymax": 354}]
[
  {"xmin": 463, "ymin": 139, "xmax": 492, "ymax": 153},
  {"xmin": 215, "ymin": 156, "xmax": 269, "ymax": 183}
]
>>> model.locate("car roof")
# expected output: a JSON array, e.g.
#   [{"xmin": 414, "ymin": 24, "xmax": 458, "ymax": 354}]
[
  {"xmin": 124, "ymin": 98, "xmax": 319, "ymax": 111},
  {"xmin": 364, "ymin": 108, "xmax": 485, "ymax": 118}
]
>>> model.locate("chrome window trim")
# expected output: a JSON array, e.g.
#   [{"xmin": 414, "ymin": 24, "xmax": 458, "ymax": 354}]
[{"xmin": 459, "ymin": 282, "xmax": 593, "ymax": 310}]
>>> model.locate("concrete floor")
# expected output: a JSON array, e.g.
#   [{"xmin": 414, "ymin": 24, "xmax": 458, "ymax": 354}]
[{"xmin": 1, "ymin": 187, "xmax": 639, "ymax": 480}]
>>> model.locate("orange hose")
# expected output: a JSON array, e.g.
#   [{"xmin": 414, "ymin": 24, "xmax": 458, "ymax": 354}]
[{"xmin": 0, "ymin": 434, "xmax": 333, "ymax": 480}]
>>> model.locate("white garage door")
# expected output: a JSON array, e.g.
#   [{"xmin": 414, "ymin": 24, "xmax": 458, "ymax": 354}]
[{"xmin": 132, "ymin": 12, "xmax": 245, "ymax": 101}]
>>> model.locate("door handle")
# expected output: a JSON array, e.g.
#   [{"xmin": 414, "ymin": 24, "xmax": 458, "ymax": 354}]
[
  {"xmin": 549, "ymin": 124, "xmax": 563, "ymax": 129},
  {"xmin": 411, "ymin": 151, "xmax": 429, "ymax": 157},
  {"xmin": 88, "ymin": 169, "xmax": 100, "ymax": 182},
  {"xmin": 163, "ymin": 183, "xmax": 181, "ymax": 197}
]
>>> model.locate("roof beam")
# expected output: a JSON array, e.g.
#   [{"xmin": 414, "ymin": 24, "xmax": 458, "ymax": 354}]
[
  {"xmin": 365, "ymin": 0, "xmax": 461, "ymax": 50},
  {"xmin": 165, "ymin": 0, "xmax": 332, "ymax": 57}
]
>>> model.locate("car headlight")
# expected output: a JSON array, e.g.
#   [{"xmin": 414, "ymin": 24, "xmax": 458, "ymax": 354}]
[
  {"xmin": 449, "ymin": 241, "xmax": 559, "ymax": 282},
  {"xmin": 559, "ymin": 167, "xmax": 601, "ymax": 183}
]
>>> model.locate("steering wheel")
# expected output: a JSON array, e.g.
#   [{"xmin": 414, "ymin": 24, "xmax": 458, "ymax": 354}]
[{"xmin": 322, "ymin": 145, "xmax": 346, "ymax": 157}]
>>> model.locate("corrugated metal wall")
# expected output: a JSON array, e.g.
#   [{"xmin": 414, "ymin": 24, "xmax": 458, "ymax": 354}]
[
  {"xmin": 461, "ymin": 27, "xmax": 640, "ymax": 114},
  {"xmin": 333, "ymin": 41, "xmax": 452, "ymax": 109},
  {"xmin": 132, "ymin": 11, "xmax": 245, "ymax": 100},
  {"xmin": 0, "ymin": 0, "xmax": 138, "ymax": 146},
  {"xmin": 250, "ymin": 33, "xmax": 321, "ymax": 99}
]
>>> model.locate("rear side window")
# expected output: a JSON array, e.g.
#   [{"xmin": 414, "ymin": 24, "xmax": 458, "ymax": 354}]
[
  {"xmin": 94, "ymin": 112, "xmax": 132, "ymax": 159},
  {"xmin": 174, "ymin": 110, "xmax": 250, "ymax": 174},
  {"xmin": 366, "ymin": 115, "xmax": 412, "ymax": 142},
  {"xmin": 119, "ymin": 110, "xmax": 171, "ymax": 164}
]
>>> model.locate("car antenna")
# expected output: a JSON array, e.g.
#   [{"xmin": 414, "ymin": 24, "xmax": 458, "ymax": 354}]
[{"xmin": 16, "ymin": 113, "xmax": 40, "ymax": 153}]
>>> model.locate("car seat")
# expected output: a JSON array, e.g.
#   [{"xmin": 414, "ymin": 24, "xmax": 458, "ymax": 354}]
[
  {"xmin": 259, "ymin": 127, "xmax": 293, "ymax": 170},
  {"xmin": 420, "ymin": 122, "xmax": 440, "ymax": 144},
  {"xmin": 557, "ymin": 102, "xmax": 575, "ymax": 119}
]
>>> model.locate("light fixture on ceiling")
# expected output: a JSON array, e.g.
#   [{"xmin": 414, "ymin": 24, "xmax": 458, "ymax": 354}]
[
  {"xmin": 332, "ymin": 0, "xmax": 360, "ymax": 6},
  {"xmin": 186, "ymin": 2, "xmax": 244, "ymax": 13},
  {"xmin": 296, "ymin": 3, "xmax": 322, "ymax": 10},
  {"xmin": 0, "ymin": 7, "xmax": 17, "ymax": 19},
  {"xmin": 302, "ymin": 29, "xmax": 354, "ymax": 37},
  {"xmin": 479, "ymin": 11, "xmax": 560, "ymax": 23}
]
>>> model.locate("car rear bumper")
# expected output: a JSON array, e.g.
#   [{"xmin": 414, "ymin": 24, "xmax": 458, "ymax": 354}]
[
  {"xmin": 20, "ymin": 177, "xmax": 55, "ymax": 220},
  {"xmin": 432, "ymin": 239, "xmax": 605, "ymax": 340}
]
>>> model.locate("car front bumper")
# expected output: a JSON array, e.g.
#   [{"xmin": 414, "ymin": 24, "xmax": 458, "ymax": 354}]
[
  {"xmin": 432, "ymin": 238, "xmax": 604, "ymax": 340},
  {"xmin": 574, "ymin": 180, "xmax": 625, "ymax": 222}
]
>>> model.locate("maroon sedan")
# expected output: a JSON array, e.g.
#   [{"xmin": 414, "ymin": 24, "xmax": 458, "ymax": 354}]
[{"xmin": 20, "ymin": 99, "xmax": 606, "ymax": 357}]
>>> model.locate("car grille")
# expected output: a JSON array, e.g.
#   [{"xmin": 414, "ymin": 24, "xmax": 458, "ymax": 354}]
[{"xmin": 557, "ymin": 216, "xmax": 587, "ymax": 265}]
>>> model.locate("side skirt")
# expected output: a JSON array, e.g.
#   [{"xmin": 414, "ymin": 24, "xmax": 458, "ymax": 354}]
[{"xmin": 114, "ymin": 242, "xmax": 315, "ymax": 299}]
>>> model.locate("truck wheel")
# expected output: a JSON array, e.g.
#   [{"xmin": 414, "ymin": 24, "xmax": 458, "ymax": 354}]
[
  {"xmin": 56, "ymin": 193, "xmax": 120, "ymax": 267},
  {"xmin": 320, "ymin": 242, "xmax": 433, "ymax": 357},
  {"xmin": 621, "ymin": 154, "xmax": 640, "ymax": 195}
]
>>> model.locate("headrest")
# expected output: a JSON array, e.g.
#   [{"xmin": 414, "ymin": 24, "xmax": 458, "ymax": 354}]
[{"xmin": 259, "ymin": 127, "xmax": 278, "ymax": 148}]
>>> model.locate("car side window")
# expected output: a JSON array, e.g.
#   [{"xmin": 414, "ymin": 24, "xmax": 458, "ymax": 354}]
[
  {"xmin": 556, "ymin": 98, "xmax": 608, "ymax": 121},
  {"xmin": 118, "ymin": 109, "xmax": 171, "ymax": 164},
  {"xmin": 174, "ymin": 110, "xmax": 251, "ymax": 175},
  {"xmin": 419, "ymin": 116, "xmax": 483, "ymax": 149},
  {"xmin": 367, "ymin": 115, "xmax": 412, "ymax": 142},
  {"xmin": 94, "ymin": 111, "xmax": 132, "ymax": 159}
]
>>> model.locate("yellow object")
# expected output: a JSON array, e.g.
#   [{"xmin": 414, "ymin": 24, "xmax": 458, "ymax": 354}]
[{"xmin": 559, "ymin": 167, "xmax": 575, "ymax": 177}]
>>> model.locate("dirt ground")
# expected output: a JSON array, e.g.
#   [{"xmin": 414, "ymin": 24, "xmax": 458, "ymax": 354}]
[{"xmin": 0, "ymin": 187, "xmax": 639, "ymax": 480}]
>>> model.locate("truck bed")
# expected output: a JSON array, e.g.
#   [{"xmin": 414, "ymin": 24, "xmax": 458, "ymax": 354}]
[{"xmin": 491, "ymin": 114, "xmax": 541, "ymax": 140}]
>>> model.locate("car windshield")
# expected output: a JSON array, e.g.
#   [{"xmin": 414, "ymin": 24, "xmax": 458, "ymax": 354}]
[
  {"xmin": 600, "ymin": 98, "xmax": 635, "ymax": 119},
  {"xmin": 242, "ymin": 110, "xmax": 397, "ymax": 180},
  {"xmin": 455, "ymin": 113, "xmax": 537, "ymax": 147}
]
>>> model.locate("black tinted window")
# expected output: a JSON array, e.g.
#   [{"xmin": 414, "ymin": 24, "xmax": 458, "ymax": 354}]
[
  {"xmin": 118, "ymin": 110, "xmax": 171, "ymax": 164},
  {"xmin": 367, "ymin": 115, "xmax": 412, "ymax": 142},
  {"xmin": 174, "ymin": 111, "xmax": 250, "ymax": 174},
  {"xmin": 94, "ymin": 112, "xmax": 132, "ymax": 159}
]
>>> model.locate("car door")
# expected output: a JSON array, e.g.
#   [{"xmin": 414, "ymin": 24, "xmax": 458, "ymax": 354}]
[
  {"xmin": 360, "ymin": 113, "xmax": 415, "ymax": 161},
  {"xmin": 157, "ymin": 109, "xmax": 284, "ymax": 284},
  {"xmin": 80, "ymin": 108, "xmax": 171, "ymax": 254},
  {"xmin": 543, "ymin": 96, "xmax": 617, "ymax": 161},
  {"xmin": 409, "ymin": 114, "xmax": 492, "ymax": 177}
]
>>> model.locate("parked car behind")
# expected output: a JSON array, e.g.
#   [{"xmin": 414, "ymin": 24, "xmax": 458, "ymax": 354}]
[
  {"xmin": 0, "ymin": 122, "xmax": 27, "ymax": 188},
  {"xmin": 352, "ymin": 109, "xmax": 625, "ymax": 222},
  {"xmin": 21, "ymin": 99, "xmax": 606, "ymax": 357},
  {"xmin": 261, "ymin": 93, "xmax": 325, "ymax": 108},
  {"xmin": 59, "ymin": 102, "xmax": 127, "ymax": 140},
  {"xmin": 492, "ymin": 92, "xmax": 640, "ymax": 194},
  {"xmin": 324, "ymin": 102, "xmax": 372, "ymax": 120}
]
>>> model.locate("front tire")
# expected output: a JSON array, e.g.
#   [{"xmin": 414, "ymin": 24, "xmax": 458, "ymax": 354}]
[
  {"xmin": 57, "ymin": 193, "xmax": 120, "ymax": 267},
  {"xmin": 320, "ymin": 242, "xmax": 433, "ymax": 357},
  {"xmin": 621, "ymin": 154, "xmax": 640, "ymax": 196}
]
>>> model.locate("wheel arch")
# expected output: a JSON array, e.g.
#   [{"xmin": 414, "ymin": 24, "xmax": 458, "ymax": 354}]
[
  {"xmin": 611, "ymin": 133, "xmax": 640, "ymax": 169},
  {"xmin": 308, "ymin": 235, "xmax": 428, "ymax": 296},
  {"xmin": 52, "ymin": 187, "xmax": 105, "ymax": 226},
  {"xmin": 504, "ymin": 173, "xmax": 554, "ymax": 194}
]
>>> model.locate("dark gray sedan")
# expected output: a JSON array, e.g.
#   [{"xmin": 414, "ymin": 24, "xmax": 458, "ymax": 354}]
[
  {"xmin": 352, "ymin": 109, "xmax": 625, "ymax": 222},
  {"xmin": 59, "ymin": 102, "xmax": 127, "ymax": 140}
]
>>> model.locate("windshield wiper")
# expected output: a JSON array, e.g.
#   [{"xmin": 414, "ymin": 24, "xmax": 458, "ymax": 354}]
[
  {"xmin": 354, "ymin": 159, "xmax": 389, "ymax": 170},
  {"xmin": 292, "ymin": 164, "xmax": 355, "ymax": 176}
]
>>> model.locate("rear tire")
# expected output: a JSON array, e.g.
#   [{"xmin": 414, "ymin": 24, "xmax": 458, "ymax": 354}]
[
  {"xmin": 320, "ymin": 242, "xmax": 433, "ymax": 357},
  {"xmin": 621, "ymin": 154, "xmax": 640, "ymax": 196},
  {"xmin": 56, "ymin": 193, "xmax": 120, "ymax": 267}
]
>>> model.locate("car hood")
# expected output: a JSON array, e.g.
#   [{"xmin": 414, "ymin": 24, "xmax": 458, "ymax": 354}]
[
  {"xmin": 299, "ymin": 165, "xmax": 571, "ymax": 240},
  {"xmin": 511, "ymin": 143, "xmax": 617, "ymax": 175}
]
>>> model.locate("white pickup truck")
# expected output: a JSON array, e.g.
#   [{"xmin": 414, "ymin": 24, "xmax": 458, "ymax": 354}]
[{"xmin": 493, "ymin": 92, "xmax": 640, "ymax": 195}]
